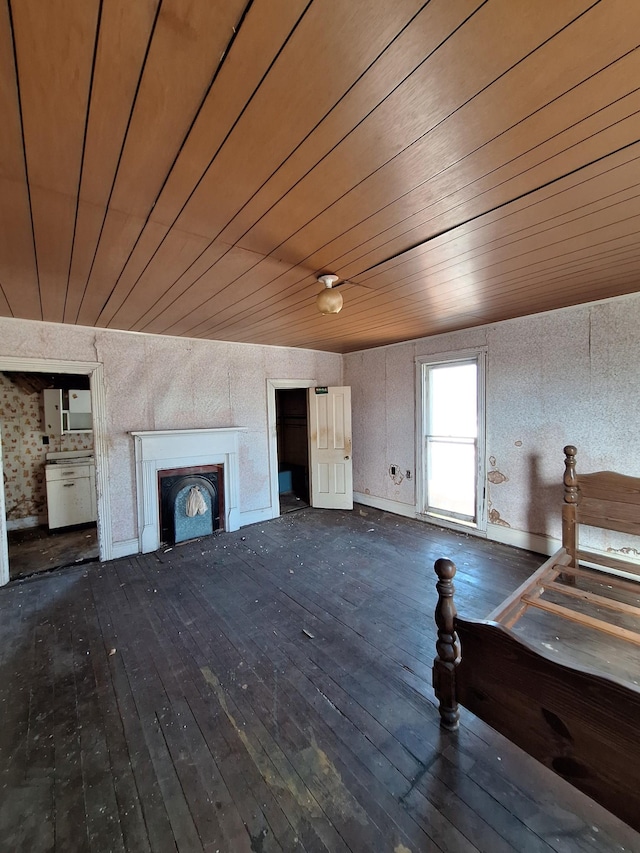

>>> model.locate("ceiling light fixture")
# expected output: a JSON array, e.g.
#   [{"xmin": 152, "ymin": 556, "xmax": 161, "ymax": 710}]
[{"xmin": 316, "ymin": 273, "xmax": 343, "ymax": 314}]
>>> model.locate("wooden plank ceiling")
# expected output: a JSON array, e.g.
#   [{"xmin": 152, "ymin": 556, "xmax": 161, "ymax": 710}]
[{"xmin": 1, "ymin": 0, "xmax": 639, "ymax": 353}]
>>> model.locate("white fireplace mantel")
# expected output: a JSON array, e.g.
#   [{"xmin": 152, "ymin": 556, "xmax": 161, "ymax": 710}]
[{"xmin": 131, "ymin": 427, "xmax": 246, "ymax": 553}]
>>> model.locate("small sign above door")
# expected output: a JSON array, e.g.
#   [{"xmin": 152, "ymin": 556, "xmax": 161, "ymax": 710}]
[{"xmin": 314, "ymin": 386, "xmax": 328, "ymax": 394}]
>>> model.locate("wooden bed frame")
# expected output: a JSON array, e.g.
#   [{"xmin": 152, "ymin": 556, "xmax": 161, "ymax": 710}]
[{"xmin": 433, "ymin": 445, "xmax": 640, "ymax": 832}]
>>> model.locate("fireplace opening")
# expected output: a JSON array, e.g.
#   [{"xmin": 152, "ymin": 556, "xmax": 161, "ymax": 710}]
[{"xmin": 158, "ymin": 465, "xmax": 224, "ymax": 545}]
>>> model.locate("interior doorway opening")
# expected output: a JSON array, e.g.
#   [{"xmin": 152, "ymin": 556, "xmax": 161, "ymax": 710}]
[
  {"xmin": 0, "ymin": 357, "xmax": 110, "ymax": 587},
  {"xmin": 1, "ymin": 370, "xmax": 99, "ymax": 580},
  {"xmin": 275, "ymin": 388, "xmax": 310, "ymax": 514}
]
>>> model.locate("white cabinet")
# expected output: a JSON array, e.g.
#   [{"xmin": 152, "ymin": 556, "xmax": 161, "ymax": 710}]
[
  {"xmin": 43, "ymin": 388, "xmax": 92, "ymax": 435},
  {"xmin": 46, "ymin": 461, "xmax": 97, "ymax": 529}
]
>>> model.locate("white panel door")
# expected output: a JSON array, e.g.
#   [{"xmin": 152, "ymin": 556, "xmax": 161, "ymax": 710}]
[{"xmin": 308, "ymin": 386, "xmax": 353, "ymax": 510}]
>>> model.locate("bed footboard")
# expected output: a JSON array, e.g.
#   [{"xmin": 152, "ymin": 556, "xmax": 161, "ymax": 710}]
[{"xmin": 433, "ymin": 558, "xmax": 640, "ymax": 832}]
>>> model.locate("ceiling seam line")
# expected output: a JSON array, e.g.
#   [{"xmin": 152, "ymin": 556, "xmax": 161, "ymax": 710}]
[
  {"xmin": 194, "ymin": 151, "xmax": 640, "ymax": 337},
  {"xmin": 93, "ymin": 0, "xmax": 259, "ymax": 325},
  {"xmin": 356, "ymin": 138, "xmax": 640, "ymax": 278},
  {"xmin": 133, "ymin": 0, "xmax": 488, "ymax": 332},
  {"xmin": 214, "ymin": 0, "xmax": 442, "ymax": 241},
  {"xmin": 106, "ymin": 0, "xmax": 316, "ymax": 330},
  {"xmin": 306, "ymin": 62, "xmax": 640, "ymax": 272},
  {"xmin": 222, "ymin": 0, "xmax": 492, "ymax": 251},
  {"xmin": 240, "ymin": 0, "xmax": 606, "ymax": 266},
  {"xmin": 73, "ymin": 0, "xmax": 165, "ymax": 324},
  {"xmin": 7, "ymin": 0, "xmax": 43, "ymax": 320},
  {"xmin": 63, "ymin": 0, "xmax": 104, "ymax": 322},
  {"xmin": 333, "ymin": 147, "xmax": 640, "ymax": 275},
  {"xmin": 177, "ymin": 2, "xmax": 616, "ymax": 336}
]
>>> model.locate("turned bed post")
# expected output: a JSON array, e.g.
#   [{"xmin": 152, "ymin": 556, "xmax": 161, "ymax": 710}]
[
  {"xmin": 433, "ymin": 558, "xmax": 461, "ymax": 730},
  {"xmin": 562, "ymin": 445, "xmax": 579, "ymax": 568}
]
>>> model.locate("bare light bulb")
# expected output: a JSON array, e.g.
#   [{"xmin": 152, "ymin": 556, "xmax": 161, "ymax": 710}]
[{"xmin": 316, "ymin": 274, "xmax": 343, "ymax": 314}]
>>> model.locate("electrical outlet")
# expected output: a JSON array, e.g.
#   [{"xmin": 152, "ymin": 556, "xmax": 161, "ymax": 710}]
[
  {"xmin": 406, "ymin": 470, "xmax": 411, "ymax": 479},
  {"xmin": 390, "ymin": 465, "xmax": 396, "ymax": 475}
]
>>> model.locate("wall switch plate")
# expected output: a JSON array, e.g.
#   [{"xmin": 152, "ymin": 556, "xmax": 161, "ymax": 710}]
[
  {"xmin": 406, "ymin": 470, "xmax": 411, "ymax": 479},
  {"xmin": 42, "ymin": 435, "xmax": 50, "ymax": 445}
]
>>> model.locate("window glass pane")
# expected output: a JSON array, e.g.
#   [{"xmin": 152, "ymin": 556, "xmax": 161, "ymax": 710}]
[
  {"xmin": 427, "ymin": 439, "xmax": 476, "ymax": 519},
  {"xmin": 428, "ymin": 363, "xmax": 477, "ymax": 438}
]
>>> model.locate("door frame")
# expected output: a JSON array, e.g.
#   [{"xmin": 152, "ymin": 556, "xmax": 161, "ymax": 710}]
[
  {"xmin": 266, "ymin": 378, "xmax": 316, "ymax": 519},
  {"xmin": 415, "ymin": 347, "xmax": 487, "ymax": 535},
  {"xmin": 0, "ymin": 356, "xmax": 111, "ymax": 586}
]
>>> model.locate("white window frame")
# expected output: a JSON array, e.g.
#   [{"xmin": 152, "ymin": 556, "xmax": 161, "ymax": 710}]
[{"xmin": 415, "ymin": 348, "xmax": 487, "ymax": 535}]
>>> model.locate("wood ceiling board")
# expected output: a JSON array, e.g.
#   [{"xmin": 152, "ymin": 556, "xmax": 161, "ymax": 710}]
[
  {"xmin": 28, "ymin": 187, "xmax": 79, "ymax": 323},
  {"xmin": 178, "ymin": 263, "xmax": 321, "ymax": 338},
  {"xmin": 174, "ymin": 0, "xmax": 426, "ymax": 241},
  {"xmin": 78, "ymin": 1, "xmax": 246, "ymax": 328},
  {"xmin": 108, "ymin": 0, "xmax": 245, "ymax": 218},
  {"xmin": 75, "ymin": 210, "xmax": 147, "ymax": 326},
  {"xmin": 149, "ymin": 253, "xmax": 298, "ymax": 337},
  {"xmin": 99, "ymin": 223, "xmax": 208, "ymax": 328},
  {"xmin": 218, "ymin": 0, "xmax": 486, "ymax": 246},
  {"xmin": 104, "ymin": 0, "xmax": 308, "ymax": 329},
  {"xmin": 221, "ymin": 170, "xmax": 637, "ymax": 340},
  {"xmin": 63, "ymin": 0, "xmax": 159, "ymax": 321},
  {"xmin": 11, "ymin": 0, "xmax": 98, "ymax": 195},
  {"xmin": 270, "ymin": 10, "xmax": 640, "ymax": 274},
  {"xmin": 128, "ymin": 240, "xmax": 236, "ymax": 331},
  {"xmin": 0, "ymin": 178, "xmax": 40, "ymax": 318},
  {"xmin": 117, "ymin": 241, "xmax": 257, "ymax": 332},
  {"xmin": 182, "ymin": 157, "xmax": 640, "ymax": 339},
  {"xmin": 396, "ymin": 245, "xmax": 640, "ymax": 309},
  {"xmin": 0, "ymin": 4, "xmax": 39, "ymax": 317},
  {"xmin": 314, "ymin": 58, "xmax": 640, "ymax": 276},
  {"xmin": 472, "ymin": 274, "xmax": 640, "ymax": 321},
  {"xmin": 0, "ymin": 282, "xmax": 12, "ymax": 317},
  {"xmin": 365, "ymin": 200, "xmax": 640, "ymax": 292},
  {"xmin": 147, "ymin": 0, "xmax": 309, "ymax": 228},
  {"xmin": 78, "ymin": 0, "xmax": 159, "ymax": 208},
  {"xmin": 372, "ymin": 178, "xmax": 640, "ymax": 289},
  {"xmin": 351, "ymin": 145, "xmax": 640, "ymax": 287},
  {"xmin": 235, "ymin": 0, "xmax": 596, "ymax": 258},
  {"xmin": 11, "ymin": 0, "xmax": 98, "ymax": 322},
  {"xmin": 63, "ymin": 200, "xmax": 106, "ymax": 322}
]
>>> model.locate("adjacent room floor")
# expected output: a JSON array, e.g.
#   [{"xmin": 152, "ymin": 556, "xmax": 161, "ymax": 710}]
[
  {"xmin": 1, "ymin": 506, "xmax": 637, "ymax": 852},
  {"xmin": 7, "ymin": 523, "xmax": 99, "ymax": 579}
]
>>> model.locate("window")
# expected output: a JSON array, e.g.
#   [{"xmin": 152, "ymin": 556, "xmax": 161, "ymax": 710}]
[{"xmin": 417, "ymin": 350, "xmax": 486, "ymax": 530}]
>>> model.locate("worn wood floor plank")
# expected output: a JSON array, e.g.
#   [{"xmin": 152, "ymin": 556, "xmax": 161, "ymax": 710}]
[{"xmin": 1, "ymin": 506, "xmax": 639, "ymax": 852}]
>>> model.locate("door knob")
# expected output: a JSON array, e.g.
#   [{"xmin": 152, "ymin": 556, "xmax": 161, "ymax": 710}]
[{"xmin": 344, "ymin": 455, "xmax": 350, "ymax": 460}]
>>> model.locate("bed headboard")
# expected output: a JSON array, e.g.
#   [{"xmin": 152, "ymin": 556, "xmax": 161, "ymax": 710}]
[{"xmin": 562, "ymin": 445, "xmax": 640, "ymax": 569}]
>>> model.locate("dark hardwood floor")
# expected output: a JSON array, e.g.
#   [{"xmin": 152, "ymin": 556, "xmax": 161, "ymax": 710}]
[{"xmin": 1, "ymin": 505, "xmax": 638, "ymax": 852}]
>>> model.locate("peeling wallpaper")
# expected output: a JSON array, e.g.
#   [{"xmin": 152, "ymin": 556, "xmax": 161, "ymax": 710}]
[
  {"xmin": 344, "ymin": 292, "xmax": 640, "ymax": 556},
  {"xmin": 0, "ymin": 374, "xmax": 93, "ymax": 522},
  {"xmin": 0, "ymin": 320, "xmax": 342, "ymax": 547}
]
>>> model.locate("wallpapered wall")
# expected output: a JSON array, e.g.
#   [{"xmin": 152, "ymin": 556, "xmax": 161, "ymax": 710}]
[
  {"xmin": 0, "ymin": 374, "xmax": 93, "ymax": 524},
  {"xmin": 343, "ymin": 290, "xmax": 640, "ymax": 558}
]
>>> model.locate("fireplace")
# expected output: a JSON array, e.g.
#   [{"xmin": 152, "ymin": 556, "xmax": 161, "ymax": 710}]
[
  {"xmin": 159, "ymin": 464, "xmax": 223, "ymax": 545},
  {"xmin": 131, "ymin": 428, "xmax": 244, "ymax": 553}
]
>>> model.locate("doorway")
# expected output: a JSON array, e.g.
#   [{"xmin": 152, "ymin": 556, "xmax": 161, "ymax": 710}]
[
  {"xmin": 418, "ymin": 350, "xmax": 486, "ymax": 531},
  {"xmin": 0, "ymin": 357, "xmax": 111, "ymax": 586},
  {"xmin": 275, "ymin": 388, "xmax": 310, "ymax": 514}
]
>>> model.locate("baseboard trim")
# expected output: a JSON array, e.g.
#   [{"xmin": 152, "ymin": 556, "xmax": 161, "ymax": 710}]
[
  {"xmin": 110, "ymin": 539, "xmax": 139, "ymax": 560},
  {"xmin": 240, "ymin": 506, "xmax": 276, "ymax": 527},
  {"xmin": 353, "ymin": 492, "xmax": 417, "ymax": 520},
  {"xmin": 6, "ymin": 516, "xmax": 40, "ymax": 531},
  {"xmin": 487, "ymin": 524, "xmax": 558, "ymax": 556}
]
